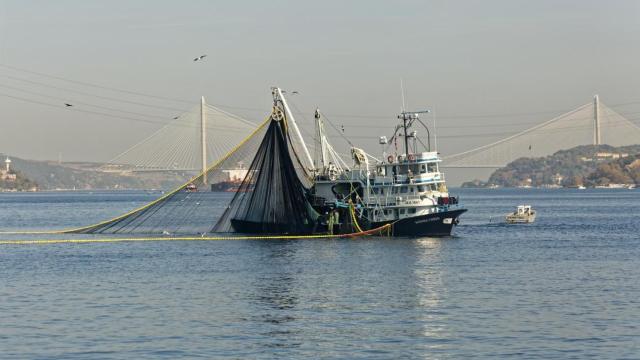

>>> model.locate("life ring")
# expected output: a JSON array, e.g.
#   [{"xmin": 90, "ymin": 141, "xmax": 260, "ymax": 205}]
[
  {"xmin": 387, "ymin": 155, "xmax": 395, "ymax": 163},
  {"xmin": 408, "ymin": 154, "xmax": 416, "ymax": 161}
]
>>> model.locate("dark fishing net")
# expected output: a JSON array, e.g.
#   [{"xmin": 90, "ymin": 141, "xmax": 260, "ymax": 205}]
[{"xmin": 212, "ymin": 117, "xmax": 318, "ymax": 234}]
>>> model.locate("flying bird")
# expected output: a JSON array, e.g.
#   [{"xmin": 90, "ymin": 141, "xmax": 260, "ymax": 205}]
[
  {"xmin": 193, "ymin": 54, "xmax": 207, "ymax": 61},
  {"xmin": 292, "ymin": 91, "xmax": 299, "ymax": 95},
  {"xmin": 173, "ymin": 116, "xmax": 179, "ymax": 119},
  {"xmin": 64, "ymin": 103, "xmax": 73, "ymax": 107}
]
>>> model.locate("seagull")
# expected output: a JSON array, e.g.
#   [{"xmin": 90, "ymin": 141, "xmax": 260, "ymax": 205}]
[
  {"xmin": 292, "ymin": 91, "xmax": 299, "ymax": 95},
  {"xmin": 64, "ymin": 103, "xmax": 73, "ymax": 107},
  {"xmin": 193, "ymin": 54, "xmax": 207, "ymax": 61}
]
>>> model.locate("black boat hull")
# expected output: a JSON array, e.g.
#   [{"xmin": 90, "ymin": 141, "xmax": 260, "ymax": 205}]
[
  {"xmin": 371, "ymin": 209, "xmax": 467, "ymax": 237},
  {"xmin": 231, "ymin": 209, "xmax": 467, "ymax": 237}
]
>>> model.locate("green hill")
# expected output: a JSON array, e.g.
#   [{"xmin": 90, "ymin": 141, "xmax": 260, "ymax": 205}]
[{"xmin": 463, "ymin": 145, "xmax": 640, "ymax": 188}]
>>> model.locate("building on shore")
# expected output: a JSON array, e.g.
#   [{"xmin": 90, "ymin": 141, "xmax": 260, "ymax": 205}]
[{"xmin": 1, "ymin": 157, "xmax": 17, "ymax": 181}]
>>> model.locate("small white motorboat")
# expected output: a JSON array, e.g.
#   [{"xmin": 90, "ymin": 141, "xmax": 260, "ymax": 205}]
[{"xmin": 505, "ymin": 205, "xmax": 536, "ymax": 224}]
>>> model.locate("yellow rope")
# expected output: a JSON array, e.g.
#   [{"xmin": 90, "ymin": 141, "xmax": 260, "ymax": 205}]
[
  {"xmin": 349, "ymin": 201, "xmax": 365, "ymax": 233},
  {"xmin": 0, "ymin": 224, "xmax": 392, "ymax": 245}
]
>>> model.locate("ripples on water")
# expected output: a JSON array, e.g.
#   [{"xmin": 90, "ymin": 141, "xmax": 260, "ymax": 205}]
[{"xmin": 0, "ymin": 189, "xmax": 639, "ymax": 358}]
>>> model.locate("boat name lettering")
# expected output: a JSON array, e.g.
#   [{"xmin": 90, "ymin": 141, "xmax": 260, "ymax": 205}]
[{"xmin": 415, "ymin": 217, "xmax": 440, "ymax": 224}]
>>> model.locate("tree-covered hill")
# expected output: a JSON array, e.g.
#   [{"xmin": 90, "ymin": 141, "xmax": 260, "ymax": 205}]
[
  {"xmin": 0, "ymin": 153, "xmax": 188, "ymax": 190},
  {"xmin": 463, "ymin": 144, "xmax": 640, "ymax": 187}
]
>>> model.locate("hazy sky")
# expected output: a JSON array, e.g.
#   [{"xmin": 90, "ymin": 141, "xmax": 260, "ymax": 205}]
[{"xmin": 1, "ymin": 0, "xmax": 639, "ymax": 182}]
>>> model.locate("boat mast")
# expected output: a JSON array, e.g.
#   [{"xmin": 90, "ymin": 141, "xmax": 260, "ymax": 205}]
[
  {"xmin": 402, "ymin": 113, "xmax": 410, "ymax": 156},
  {"xmin": 201, "ymin": 96, "xmax": 207, "ymax": 185},
  {"xmin": 273, "ymin": 87, "xmax": 314, "ymax": 170},
  {"xmin": 314, "ymin": 108, "xmax": 327, "ymax": 169},
  {"xmin": 398, "ymin": 110, "xmax": 431, "ymax": 156}
]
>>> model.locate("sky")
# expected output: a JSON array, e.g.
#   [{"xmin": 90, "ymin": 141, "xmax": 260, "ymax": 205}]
[{"xmin": 0, "ymin": 0, "xmax": 639, "ymax": 183}]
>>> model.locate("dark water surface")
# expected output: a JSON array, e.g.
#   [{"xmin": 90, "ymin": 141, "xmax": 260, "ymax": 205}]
[{"xmin": 0, "ymin": 189, "xmax": 639, "ymax": 359}]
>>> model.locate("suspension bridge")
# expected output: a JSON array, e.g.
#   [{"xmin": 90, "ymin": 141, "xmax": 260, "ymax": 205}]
[
  {"xmin": 442, "ymin": 95, "xmax": 640, "ymax": 168},
  {"xmin": 101, "ymin": 96, "xmax": 259, "ymax": 183},
  {"xmin": 102, "ymin": 95, "xmax": 640, "ymax": 174}
]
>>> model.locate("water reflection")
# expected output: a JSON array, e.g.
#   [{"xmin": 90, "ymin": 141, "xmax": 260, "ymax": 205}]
[
  {"xmin": 411, "ymin": 237, "xmax": 453, "ymax": 351},
  {"xmin": 250, "ymin": 241, "xmax": 301, "ymax": 349}
]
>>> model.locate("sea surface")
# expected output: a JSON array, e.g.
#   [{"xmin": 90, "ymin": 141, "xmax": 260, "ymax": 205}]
[{"xmin": 0, "ymin": 188, "xmax": 639, "ymax": 359}]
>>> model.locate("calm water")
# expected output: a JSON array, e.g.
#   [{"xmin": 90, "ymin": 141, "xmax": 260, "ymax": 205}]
[{"xmin": 0, "ymin": 189, "xmax": 639, "ymax": 359}]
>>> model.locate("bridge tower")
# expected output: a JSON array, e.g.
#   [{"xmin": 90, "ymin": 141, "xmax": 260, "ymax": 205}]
[
  {"xmin": 594, "ymin": 94, "xmax": 601, "ymax": 145},
  {"xmin": 201, "ymin": 96, "xmax": 207, "ymax": 185}
]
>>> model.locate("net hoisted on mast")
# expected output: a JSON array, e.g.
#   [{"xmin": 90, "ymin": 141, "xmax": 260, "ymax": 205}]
[{"xmin": 212, "ymin": 89, "xmax": 319, "ymax": 234}]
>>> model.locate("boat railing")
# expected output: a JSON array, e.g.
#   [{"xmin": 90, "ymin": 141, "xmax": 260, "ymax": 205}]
[{"xmin": 367, "ymin": 193, "xmax": 436, "ymax": 207}]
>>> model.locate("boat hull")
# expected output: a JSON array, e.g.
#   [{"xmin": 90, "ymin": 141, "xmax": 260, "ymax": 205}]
[
  {"xmin": 505, "ymin": 214, "xmax": 536, "ymax": 224},
  {"xmin": 231, "ymin": 209, "xmax": 467, "ymax": 237},
  {"xmin": 371, "ymin": 209, "xmax": 467, "ymax": 237}
]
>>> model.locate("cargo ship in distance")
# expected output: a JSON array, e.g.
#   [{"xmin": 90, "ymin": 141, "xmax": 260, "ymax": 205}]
[{"xmin": 211, "ymin": 163, "xmax": 248, "ymax": 192}]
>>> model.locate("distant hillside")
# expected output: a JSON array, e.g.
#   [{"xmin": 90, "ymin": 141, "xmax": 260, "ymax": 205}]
[
  {"xmin": 462, "ymin": 144, "xmax": 640, "ymax": 188},
  {"xmin": 1, "ymin": 154, "xmax": 189, "ymax": 190}
]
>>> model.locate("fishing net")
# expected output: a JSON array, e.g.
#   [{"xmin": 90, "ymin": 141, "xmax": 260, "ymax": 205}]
[{"xmin": 212, "ymin": 116, "xmax": 318, "ymax": 234}]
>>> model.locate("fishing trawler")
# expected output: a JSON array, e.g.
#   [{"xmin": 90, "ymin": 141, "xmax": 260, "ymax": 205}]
[
  {"xmin": 308, "ymin": 106, "xmax": 467, "ymax": 237},
  {"xmin": 223, "ymin": 88, "xmax": 466, "ymax": 237},
  {"xmin": 505, "ymin": 205, "xmax": 536, "ymax": 224}
]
